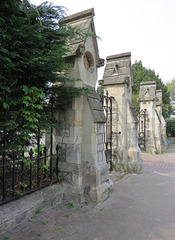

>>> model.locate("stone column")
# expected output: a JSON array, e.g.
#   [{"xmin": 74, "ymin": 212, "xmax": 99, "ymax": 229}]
[{"xmin": 100, "ymin": 52, "xmax": 142, "ymax": 173}]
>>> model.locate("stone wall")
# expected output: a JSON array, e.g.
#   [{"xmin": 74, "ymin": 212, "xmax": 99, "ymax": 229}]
[{"xmin": 0, "ymin": 184, "xmax": 64, "ymax": 232}]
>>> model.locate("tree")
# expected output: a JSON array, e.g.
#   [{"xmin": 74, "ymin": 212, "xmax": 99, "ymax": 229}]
[
  {"xmin": 166, "ymin": 118, "xmax": 175, "ymax": 137},
  {"xmin": 132, "ymin": 61, "xmax": 172, "ymax": 118},
  {"xmin": 167, "ymin": 79, "xmax": 175, "ymax": 101},
  {"xmin": 0, "ymin": 0, "xmax": 91, "ymax": 153},
  {"xmin": 166, "ymin": 78, "xmax": 175, "ymax": 117}
]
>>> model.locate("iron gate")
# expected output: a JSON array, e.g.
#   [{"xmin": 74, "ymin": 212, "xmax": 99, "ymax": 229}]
[
  {"xmin": 99, "ymin": 89, "xmax": 114, "ymax": 171},
  {"xmin": 138, "ymin": 109, "xmax": 147, "ymax": 151}
]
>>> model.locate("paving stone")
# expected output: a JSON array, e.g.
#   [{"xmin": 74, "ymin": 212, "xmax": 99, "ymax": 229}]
[{"xmin": 1, "ymin": 145, "xmax": 175, "ymax": 240}]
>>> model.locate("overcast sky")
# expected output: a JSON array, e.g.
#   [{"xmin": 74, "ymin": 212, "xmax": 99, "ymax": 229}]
[{"xmin": 31, "ymin": 0, "xmax": 175, "ymax": 83}]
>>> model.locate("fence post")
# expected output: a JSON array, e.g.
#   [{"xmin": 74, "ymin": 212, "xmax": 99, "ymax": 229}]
[
  {"xmin": 37, "ymin": 125, "xmax": 40, "ymax": 187},
  {"xmin": 12, "ymin": 152, "xmax": 15, "ymax": 197},
  {"xmin": 56, "ymin": 144, "xmax": 59, "ymax": 180},
  {"xmin": 29, "ymin": 148, "xmax": 34, "ymax": 190},
  {"xmin": 43, "ymin": 146, "xmax": 47, "ymax": 181},
  {"xmin": 50, "ymin": 96, "xmax": 55, "ymax": 182}
]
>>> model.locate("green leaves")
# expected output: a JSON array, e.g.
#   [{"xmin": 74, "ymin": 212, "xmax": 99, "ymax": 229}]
[
  {"xmin": 42, "ymin": 164, "xmax": 49, "ymax": 171},
  {"xmin": 166, "ymin": 79, "xmax": 175, "ymax": 102},
  {"xmin": 0, "ymin": 0, "xmax": 91, "ymax": 155},
  {"xmin": 166, "ymin": 118, "xmax": 175, "ymax": 137},
  {"xmin": 3, "ymin": 102, "xmax": 9, "ymax": 109},
  {"xmin": 20, "ymin": 86, "xmax": 45, "ymax": 131},
  {"xmin": 132, "ymin": 61, "xmax": 172, "ymax": 118},
  {"xmin": 0, "ymin": 85, "xmax": 45, "ymax": 153}
]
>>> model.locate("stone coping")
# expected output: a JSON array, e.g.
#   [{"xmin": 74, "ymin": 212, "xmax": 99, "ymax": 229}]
[{"xmin": 106, "ymin": 52, "xmax": 131, "ymax": 61}]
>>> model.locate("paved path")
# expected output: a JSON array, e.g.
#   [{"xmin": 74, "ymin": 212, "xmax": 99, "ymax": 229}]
[
  {"xmin": 1, "ymin": 145, "xmax": 175, "ymax": 240},
  {"xmin": 141, "ymin": 144, "xmax": 175, "ymax": 177}
]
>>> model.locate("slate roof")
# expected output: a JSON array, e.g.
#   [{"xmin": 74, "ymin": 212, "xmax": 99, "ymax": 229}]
[{"xmin": 87, "ymin": 94, "xmax": 106, "ymax": 123}]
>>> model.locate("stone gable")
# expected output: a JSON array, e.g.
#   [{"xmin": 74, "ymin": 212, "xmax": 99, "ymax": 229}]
[
  {"xmin": 139, "ymin": 81, "xmax": 157, "ymax": 101},
  {"xmin": 102, "ymin": 52, "xmax": 132, "ymax": 86}
]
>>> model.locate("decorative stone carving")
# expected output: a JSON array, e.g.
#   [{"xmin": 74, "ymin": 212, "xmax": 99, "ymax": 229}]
[
  {"xmin": 139, "ymin": 81, "xmax": 157, "ymax": 102},
  {"xmin": 76, "ymin": 44, "xmax": 85, "ymax": 56}
]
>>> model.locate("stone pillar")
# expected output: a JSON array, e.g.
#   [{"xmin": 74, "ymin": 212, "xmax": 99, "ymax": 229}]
[
  {"xmin": 49, "ymin": 8, "xmax": 113, "ymax": 204},
  {"xmin": 155, "ymin": 90, "xmax": 163, "ymax": 153},
  {"xmin": 100, "ymin": 52, "xmax": 142, "ymax": 173},
  {"xmin": 161, "ymin": 116, "xmax": 168, "ymax": 149},
  {"xmin": 139, "ymin": 81, "xmax": 157, "ymax": 153},
  {"xmin": 156, "ymin": 90, "xmax": 168, "ymax": 149}
]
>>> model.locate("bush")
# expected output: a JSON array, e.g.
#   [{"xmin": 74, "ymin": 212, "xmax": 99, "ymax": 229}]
[{"xmin": 166, "ymin": 118, "xmax": 175, "ymax": 137}]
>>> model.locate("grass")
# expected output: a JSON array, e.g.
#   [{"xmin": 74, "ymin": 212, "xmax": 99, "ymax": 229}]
[
  {"xmin": 66, "ymin": 203, "xmax": 74, "ymax": 209},
  {"xmin": 99, "ymin": 207, "xmax": 104, "ymax": 211},
  {"xmin": 35, "ymin": 206, "xmax": 43, "ymax": 214},
  {"xmin": 42, "ymin": 221, "xmax": 47, "ymax": 225},
  {"xmin": 64, "ymin": 214, "xmax": 71, "ymax": 218},
  {"xmin": 55, "ymin": 226, "xmax": 64, "ymax": 231},
  {"xmin": 37, "ymin": 232, "xmax": 42, "ymax": 237},
  {"xmin": 119, "ymin": 174, "xmax": 125, "ymax": 180}
]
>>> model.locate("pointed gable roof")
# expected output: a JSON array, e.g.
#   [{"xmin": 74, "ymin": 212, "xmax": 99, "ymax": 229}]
[
  {"xmin": 62, "ymin": 8, "xmax": 103, "ymax": 67},
  {"xmin": 102, "ymin": 52, "xmax": 132, "ymax": 86}
]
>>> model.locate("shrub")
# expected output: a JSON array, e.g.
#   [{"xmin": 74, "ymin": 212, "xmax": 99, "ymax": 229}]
[{"xmin": 166, "ymin": 118, "xmax": 175, "ymax": 137}]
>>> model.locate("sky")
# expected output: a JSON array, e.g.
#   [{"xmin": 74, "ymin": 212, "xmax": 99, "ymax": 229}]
[{"xmin": 30, "ymin": 0, "xmax": 175, "ymax": 84}]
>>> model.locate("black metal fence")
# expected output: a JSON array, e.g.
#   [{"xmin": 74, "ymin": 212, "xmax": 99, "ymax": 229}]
[
  {"xmin": 99, "ymin": 89, "xmax": 114, "ymax": 172},
  {"xmin": 0, "ymin": 92, "xmax": 61, "ymax": 205},
  {"xmin": 0, "ymin": 145, "xmax": 60, "ymax": 205}
]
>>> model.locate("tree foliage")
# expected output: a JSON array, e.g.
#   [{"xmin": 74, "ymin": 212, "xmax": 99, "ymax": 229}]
[
  {"xmin": 166, "ymin": 118, "xmax": 175, "ymax": 137},
  {"xmin": 166, "ymin": 78, "xmax": 175, "ymax": 116},
  {"xmin": 0, "ymin": 0, "xmax": 91, "ymax": 153},
  {"xmin": 132, "ymin": 61, "xmax": 172, "ymax": 118},
  {"xmin": 166, "ymin": 79, "xmax": 175, "ymax": 101}
]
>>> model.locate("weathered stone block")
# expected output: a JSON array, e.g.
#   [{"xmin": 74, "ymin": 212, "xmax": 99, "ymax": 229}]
[
  {"xmin": 66, "ymin": 144, "xmax": 81, "ymax": 164},
  {"xmin": 0, "ymin": 184, "xmax": 64, "ymax": 232},
  {"xmin": 97, "ymin": 143, "xmax": 104, "ymax": 152},
  {"xmin": 97, "ymin": 123, "xmax": 105, "ymax": 134},
  {"xmin": 97, "ymin": 151, "xmax": 103, "ymax": 163},
  {"xmin": 98, "ymin": 133, "xmax": 103, "ymax": 145}
]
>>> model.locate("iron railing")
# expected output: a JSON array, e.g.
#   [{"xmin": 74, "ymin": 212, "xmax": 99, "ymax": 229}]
[
  {"xmin": 0, "ymin": 92, "xmax": 61, "ymax": 205},
  {"xmin": 0, "ymin": 145, "xmax": 60, "ymax": 205},
  {"xmin": 99, "ymin": 89, "xmax": 114, "ymax": 171}
]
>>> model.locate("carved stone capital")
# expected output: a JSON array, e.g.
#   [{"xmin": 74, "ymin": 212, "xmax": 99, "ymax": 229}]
[{"xmin": 98, "ymin": 80, "xmax": 104, "ymax": 86}]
